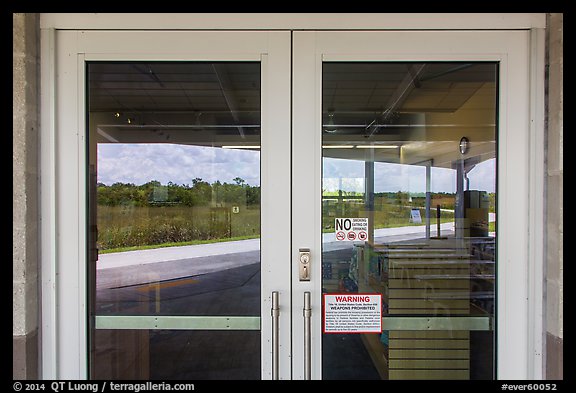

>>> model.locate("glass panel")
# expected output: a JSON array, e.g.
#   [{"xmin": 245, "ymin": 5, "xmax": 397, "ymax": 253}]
[
  {"xmin": 92, "ymin": 330, "xmax": 260, "ymax": 379},
  {"xmin": 322, "ymin": 62, "xmax": 497, "ymax": 380},
  {"xmin": 87, "ymin": 62, "xmax": 261, "ymax": 379}
]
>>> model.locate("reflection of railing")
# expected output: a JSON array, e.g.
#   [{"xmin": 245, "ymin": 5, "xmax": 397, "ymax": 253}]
[{"xmin": 95, "ymin": 315, "xmax": 260, "ymax": 330}]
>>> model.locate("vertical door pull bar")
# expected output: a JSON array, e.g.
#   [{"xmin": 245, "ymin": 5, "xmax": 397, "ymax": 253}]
[
  {"xmin": 303, "ymin": 291, "xmax": 312, "ymax": 380},
  {"xmin": 271, "ymin": 291, "xmax": 280, "ymax": 380}
]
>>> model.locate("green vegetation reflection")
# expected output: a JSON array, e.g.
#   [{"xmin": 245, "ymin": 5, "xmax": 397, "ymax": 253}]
[{"xmin": 97, "ymin": 177, "xmax": 260, "ymax": 252}]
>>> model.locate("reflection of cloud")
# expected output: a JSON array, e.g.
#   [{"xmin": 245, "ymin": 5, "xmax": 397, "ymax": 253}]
[
  {"xmin": 97, "ymin": 144, "xmax": 261, "ymax": 186},
  {"xmin": 375, "ymin": 162, "xmax": 426, "ymax": 193},
  {"xmin": 323, "ymin": 177, "xmax": 365, "ymax": 193},
  {"xmin": 467, "ymin": 159, "xmax": 496, "ymax": 193},
  {"xmin": 323, "ymin": 157, "xmax": 474, "ymax": 193},
  {"xmin": 431, "ymin": 167, "xmax": 456, "ymax": 193}
]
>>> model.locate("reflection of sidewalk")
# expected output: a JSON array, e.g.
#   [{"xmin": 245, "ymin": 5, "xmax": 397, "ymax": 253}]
[
  {"xmin": 97, "ymin": 238, "xmax": 260, "ymax": 289},
  {"xmin": 98, "ymin": 217, "xmax": 495, "ymax": 287},
  {"xmin": 323, "ymin": 222, "xmax": 455, "ymax": 243},
  {"xmin": 98, "ymin": 238, "xmax": 260, "ymax": 270},
  {"xmin": 97, "ymin": 250, "xmax": 259, "ymax": 289},
  {"xmin": 323, "ymin": 222, "xmax": 456, "ymax": 252},
  {"xmin": 100, "ymin": 220, "xmax": 490, "ymax": 268},
  {"xmin": 99, "ymin": 223, "xmax": 455, "ymax": 270}
]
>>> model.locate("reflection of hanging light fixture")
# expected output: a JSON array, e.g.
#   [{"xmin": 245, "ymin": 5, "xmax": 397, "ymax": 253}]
[
  {"xmin": 113, "ymin": 112, "xmax": 121, "ymax": 118},
  {"xmin": 459, "ymin": 136, "xmax": 470, "ymax": 154},
  {"xmin": 324, "ymin": 112, "xmax": 337, "ymax": 133},
  {"xmin": 127, "ymin": 117, "xmax": 133, "ymax": 124}
]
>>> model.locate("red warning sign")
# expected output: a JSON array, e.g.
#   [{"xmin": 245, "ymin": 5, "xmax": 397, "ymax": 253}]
[
  {"xmin": 347, "ymin": 232, "xmax": 356, "ymax": 240},
  {"xmin": 358, "ymin": 231, "xmax": 367, "ymax": 241},
  {"xmin": 336, "ymin": 231, "xmax": 346, "ymax": 241},
  {"xmin": 323, "ymin": 293, "xmax": 382, "ymax": 333}
]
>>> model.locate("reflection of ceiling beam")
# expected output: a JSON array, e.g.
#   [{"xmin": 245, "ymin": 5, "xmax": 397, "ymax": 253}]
[
  {"xmin": 212, "ymin": 64, "xmax": 245, "ymax": 138},
  {"xmin": 131, "ymin": 64, "xmax": 165, "ymax": 88},
  {"xmin": 322, "ymin": 140, "xmax": 495, "ymax": 169},
  {"xmin": 90, "ymin": 111, "xmax": 260, "ymax": 131},
  {"xmin": 94, "ymin": 127, "xmax": 260, "ymax": 146},
  {"xmin": 366, "ymin": 64, "xmax": 426, "ymax": 137},
  {"xmin": 97, "ymin": 128, "xmax": 120, "ymax": 143}
]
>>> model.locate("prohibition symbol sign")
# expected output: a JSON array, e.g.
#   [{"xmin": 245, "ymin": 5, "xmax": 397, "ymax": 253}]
[{"xmin": 334, "ymin": 218, "xmax": 368, "ymax": 242}]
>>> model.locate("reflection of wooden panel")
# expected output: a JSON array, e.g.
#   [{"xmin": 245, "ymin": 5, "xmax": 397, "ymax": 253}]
[
  {"xmin": 389, "ymin": 338, "xmax": 469, "ymax": 350},
  {"xmin": 391, "ymin": 359, "xmax": 469, "ymax": 369},
  {"xmin": 389, "ymin": 369, "xmax": 470, "ymax": 380},
  {"xmin": 389, "ymin": 299, "xmax": 470, "ymax": 310},
  {"xmin": 391, "ymin": 331, "xmax": 469, "ymax": 339},
  {"xmin": 389, "ymin": 288, "xmax": 470, "ymax": 298},
  {"xmin": 390, "ymin": 349, "xmax": 469, "ymax": 359},
  {"xmin": 389, "ymin": 267, "xmax": 470, "ymax": 279},
  {"xmin": 389, "ymin": 331, "xmax": 470, "ymax": 380},
  {"xmin": 389, "ymin": 279, "xmax": 470, "ymax": 289},
  {"xmin": 386, "ymin": 243, "xmax": 471, "ymax": 380}
]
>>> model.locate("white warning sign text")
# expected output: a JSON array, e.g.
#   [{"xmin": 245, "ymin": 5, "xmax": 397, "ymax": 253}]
[{"xmin": 323, "ymin": 293, "xmax": 382, "ymax": 333}]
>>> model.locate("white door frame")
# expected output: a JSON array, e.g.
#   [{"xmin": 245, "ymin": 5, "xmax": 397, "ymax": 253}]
[
  {"xmin": 40, "ymin": 14, "xmax": 546, "ymax": 380},
  {"xmin": 291, "ymin": 30, "xmax": 544, "ymax": 380},
  {"xmin": 40, "ymin": 29, "xmax": 292, "ymax": 379}
]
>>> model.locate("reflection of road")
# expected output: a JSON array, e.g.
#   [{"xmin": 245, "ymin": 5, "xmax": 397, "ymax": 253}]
[
  {"xmin": 98, "ymin": 238, "xmax": 260, "ymax": 270},
  {"xmin": 97, "ymin": 238, "xmax": 260, "ymax": 289},
  {"xmin": 98, "ymin": 217, "xmax": 496, "ymax": 288},
  {"xmin": 97, "ymin": 249, "xmax": 259, "ymax": 289}
]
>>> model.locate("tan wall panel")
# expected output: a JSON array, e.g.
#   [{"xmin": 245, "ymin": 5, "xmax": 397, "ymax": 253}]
[
  {"xmin": 390, "ymin": 331, "xmax": 470, "ymax": 339},
  {"xmin": 389, "ymin": 339, "xmax": 470, "ymax": 349},
  {"xmin": 388, "ymin": 299, "xmax": 469, "ymax": 310},
  {"xmin": 389, "ymin": 369, "xmax": 469, "ymax": 379},
  {"xmin": 388, "ymin": 279, "xmax": 470, "ymax": 289},
  {"xmin": 389, "ymin": 288, "xmax": 471, "ymax": 298},
  {"xmin": 389, "ymin": 349, "xmax": 470, "ymax": 359},
  {"xmin": 389, "ymin": 359, "xmax": 469, "ymax": 369}
]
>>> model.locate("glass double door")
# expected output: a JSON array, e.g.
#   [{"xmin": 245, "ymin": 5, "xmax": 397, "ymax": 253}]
[
  {"xmin": 85, "ymin": 32, "xmax": 292, "ymax": 380},
  {"xmin": 82, "ymin": 30, "xmax": 529, "ymax": 380}
]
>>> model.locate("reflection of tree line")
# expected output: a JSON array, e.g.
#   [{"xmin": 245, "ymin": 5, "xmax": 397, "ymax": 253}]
[
  {"xmin": 97, "ymin": 177, "xmax": 260, "ymax": 207},
  {"xmin": 95, "ymin": 178, "xmax": 260, "ymax": 251}
]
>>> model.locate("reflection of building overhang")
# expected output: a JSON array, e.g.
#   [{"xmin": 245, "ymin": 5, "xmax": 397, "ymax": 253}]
[
  {"xmin": 321, "ymin": 80, "xmax": 497, "ymax": 169},
  {"xmin": 89, "ymin": 62, "xmax": 496, "ymax": 170}
]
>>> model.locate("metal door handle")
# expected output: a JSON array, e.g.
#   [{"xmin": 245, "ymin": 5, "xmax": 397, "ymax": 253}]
[
  {"xmin": 271, "ymin": 291, "xmax": 279, "ymax": 380},
  {"xmin": 299, "ymin": 249, "xmax": 311, "ymax": 281},
  {"xmin": 303, "ymin": 291, "xmax": 311, "ymax": 380}
]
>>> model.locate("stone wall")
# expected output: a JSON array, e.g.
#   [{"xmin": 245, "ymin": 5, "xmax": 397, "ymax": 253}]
[
  {"xmin": 545, "ymin": 12, "xmax": 563, "ymax": 380},
  {"xmin": 13, "ymin": 13, "xmax": 40, "ymax": 380}
]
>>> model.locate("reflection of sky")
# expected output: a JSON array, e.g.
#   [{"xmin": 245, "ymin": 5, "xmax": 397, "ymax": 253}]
[
  {"xmin": 323, "ymin": 157, "xmax": 495, "ymax": 193},
  {"xmin": 97, "ymin": 144, "xmax": 495, "ymax": 193},
  {"xmin": 97, "ymin": 144, "xmax": 261, "ymax": 186}
]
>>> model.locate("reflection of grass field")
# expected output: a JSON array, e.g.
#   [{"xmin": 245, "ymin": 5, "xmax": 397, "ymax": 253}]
[
  {"xmin": 322, "ymin": 203, "xmax": 455, "ymax": 233},
  {"xmin": 97, "ymin": 205, "xmax": 260, "ymax": 251},
  {"xmin": 98, "ymin": 202, "xmax": 458, "ymax": 253}
]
